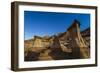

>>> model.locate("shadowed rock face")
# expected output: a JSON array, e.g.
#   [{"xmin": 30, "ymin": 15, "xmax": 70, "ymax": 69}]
[
  {"xmin": 49, "ymin": 35, "xmax": 70, "ymax": 60},
  {"xmin": 24, "ymin": 20, "xmax": 90, "ymax": 61},
  {"xmin": 25, "ymin": 51, "xmax": 39, "ymax": 61}
]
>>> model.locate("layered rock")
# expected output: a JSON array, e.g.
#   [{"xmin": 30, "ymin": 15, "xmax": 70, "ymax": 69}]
[
  {"xmin": 66, "ymin": 20, "xmax": 89, "ymax": 58},
  {"xmin": 24, "ymin": 19, "xmax": 90, "ymax": 61}
]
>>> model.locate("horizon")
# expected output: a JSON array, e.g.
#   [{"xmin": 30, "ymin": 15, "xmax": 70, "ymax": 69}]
[{"xmin": 24, "ymin": 11, "xmax": 90, "ymax": 40}]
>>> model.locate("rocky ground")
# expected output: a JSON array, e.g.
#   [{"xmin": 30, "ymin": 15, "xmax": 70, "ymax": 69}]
[{"xmin": 24, "ymin": 20, "xmax": 90, "ymax": 61}]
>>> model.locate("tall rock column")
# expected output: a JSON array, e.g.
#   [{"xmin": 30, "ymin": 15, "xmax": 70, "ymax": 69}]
[{"xmin": 67, "ymin": 20, "xmax": 89, "ymax": 59}]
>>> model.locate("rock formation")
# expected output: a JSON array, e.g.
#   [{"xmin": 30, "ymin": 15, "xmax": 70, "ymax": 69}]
[
  {"xmin": 66, "ymin": 20, "xmax": 89, "ymax": 58},
  {"xmin": 24, "ymin": 19, "xmax": 90, "ymax": 61}
]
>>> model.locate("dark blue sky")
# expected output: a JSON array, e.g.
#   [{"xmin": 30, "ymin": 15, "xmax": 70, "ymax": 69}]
[{"xmin": 24, "ymin": 11, "xmax": 90, "ymax": 40}]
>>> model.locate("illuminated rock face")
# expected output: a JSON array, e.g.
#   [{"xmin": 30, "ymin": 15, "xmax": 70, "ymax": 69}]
[
  {"xmin": 66, "ymin": 20, "xmax": 89, "ymax": 58},
  {"xmin": 24, "ymin": 20, "xmax": 90, "ymax": 61},
  {"xmin": 33, "ymin": 36, "xmax": 43, "ymax": 48}
]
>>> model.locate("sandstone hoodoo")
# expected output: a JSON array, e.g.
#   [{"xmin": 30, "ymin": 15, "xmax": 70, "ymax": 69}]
[
  {"xmin": 66, "ymin": 20, "xmax": 89, "ymax": 58},
  {"xmin": 24, "ymin": 19, "xmax": 90, "ymax": 61}
]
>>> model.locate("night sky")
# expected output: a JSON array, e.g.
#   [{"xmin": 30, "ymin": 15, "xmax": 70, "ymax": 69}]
[{"xmin": 24, "ymin": 11, "xmax": 90, "ymax": 40}]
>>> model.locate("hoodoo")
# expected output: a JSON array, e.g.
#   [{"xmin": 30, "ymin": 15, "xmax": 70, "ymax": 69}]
[
  {"xmin": 24, "ymin": 20, "xmax": 90, "ymax": 61},
  {"xmin": 67, "ymin": 20, "xmax": 89, "ymax": 58}
]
